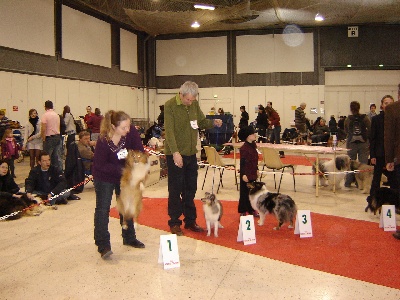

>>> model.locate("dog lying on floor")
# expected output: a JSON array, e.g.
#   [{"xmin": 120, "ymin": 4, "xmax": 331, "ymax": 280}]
[
  {"xmin": 365, "ymin": 187, "xmax": 400, "ymax": 215},
  {"xmin": 247, "ymin": 181, "xmax": 297, "ymax": 230},
  {"xmin": 350, "ymin": 160, "xmax": 374, "ymax": 194},
  {"xmin": 312, "ymin": 155, "xmax": 351, "ymax": 190},
  {"xmin": 0, "ymin": 194, "xmax": 43, "ymax": 220},
  {"xmin": 118, "ymin": 150, "xmax": 150, "ymax": 230}
]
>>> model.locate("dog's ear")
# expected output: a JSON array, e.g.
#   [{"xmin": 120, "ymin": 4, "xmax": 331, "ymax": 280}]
[
  {"xmin": 247, "ymin": 182, "xmax": 255, "ymax": 189},
  {"xmin": 204, "ymin": 192, "xmax": 210, "ymax": 197},
  {"xmin": 209, "ymin": 194, "xmax": 215, "ymax": 201}
]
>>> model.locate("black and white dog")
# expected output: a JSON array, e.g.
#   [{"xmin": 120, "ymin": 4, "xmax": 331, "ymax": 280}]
[
  {"xmin": 247, "ymin": 182, "xmax": 297, "ymax": 230},
  {"xmin": 312, "ymin": 155, "xmax": 351, "ymax": 190},
  {"xmin": 0, "ymin": 194, "xmax": 43, "ymax": 220},
  {"xmin": 365, "ymin": 187, "xmax": 400, "ymax": 215}
]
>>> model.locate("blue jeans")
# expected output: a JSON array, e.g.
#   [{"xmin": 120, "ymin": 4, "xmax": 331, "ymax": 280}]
[
  {"xmin": 270, "ymin": 126, "xmax": 281, "ymax": 144},
  {"xmin": 345, "ymin": 141, "xmax": 369, "ymax": 186},
  {"xmin": 44, "ymin": 135, "xmax": 63, "ymax": 171},
  {"xmin": 94, "ymin": 180, "xmax": 136, "ymax": 253},
  {"xmin": 166, "ymin": 154, "xmax": 198, "ymax": 227}
]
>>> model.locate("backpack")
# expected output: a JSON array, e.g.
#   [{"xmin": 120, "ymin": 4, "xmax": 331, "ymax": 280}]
[
  {"xmin": 349, "ymin": 114, "xmax": 367, "ymax": 143},
  {"xmin": 59, "ymin": 114, "xmax": 66, "ymax": 135}
]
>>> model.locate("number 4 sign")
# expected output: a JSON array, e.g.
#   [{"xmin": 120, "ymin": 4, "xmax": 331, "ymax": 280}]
[
  {"xmin": 237, "ymin": 215, "xmax": 256, "ymax": 245},
  {"xmin": 379, "ymin": 205, "xmax": 397, "ymax": 231},
  {"xmin": 158, "ymin": 234, "xmax": 180, "ymax": 269},
  {"xmin": 294, "ymin": 210, "xmax": 313, "ymax": 238}
]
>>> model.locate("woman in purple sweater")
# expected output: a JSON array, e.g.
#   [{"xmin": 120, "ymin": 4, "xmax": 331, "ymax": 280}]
[{"xmin": 92, "ymin": 110, "xmax": 145, "ymax": 259}]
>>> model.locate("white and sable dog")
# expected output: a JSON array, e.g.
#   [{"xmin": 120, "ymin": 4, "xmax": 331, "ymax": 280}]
[
  {"xmin": 247, "ymin": 182, "xmax": 297, "ymax": 230},
  {"xmin": 118, "ymin": 150, "xmax": 150, "ymax": 229},
  {"xmin": 350, "ymin": 160, "xmax": 374, "ymax": 194},
  {"xmin": 312, "ymin": 154, "xmax": 351, "ymax": 190},
  {"xmin": 201, "ymin": 192, "xmax": 223, "ymax": 237}
]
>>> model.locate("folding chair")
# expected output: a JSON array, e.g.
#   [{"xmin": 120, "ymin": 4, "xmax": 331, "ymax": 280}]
[
  {"xmin": 259, "ymin": 147, "xmax": 296, "ymax": 193},
  {"xmin": 201, "ymin": 146, "xmax": 237, "ymax": 193}
]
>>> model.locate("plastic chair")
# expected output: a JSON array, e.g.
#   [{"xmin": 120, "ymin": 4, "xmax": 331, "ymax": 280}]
[
  {"xmin": 201, "ymin": 146, "xmax": 237, "ymax": 193},
  {"xmin": 258, "ymin": 147, "xmax": 296, "ymax": 193}
]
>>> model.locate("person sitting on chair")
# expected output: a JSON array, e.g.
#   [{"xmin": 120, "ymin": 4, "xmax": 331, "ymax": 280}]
[
  {"xmin": 25, "ymin": 151, "xmax": 72, "ymax": 205},
  {"xmin": 311, "ymin": 118, "xmax": 330, "ymax": 145}
]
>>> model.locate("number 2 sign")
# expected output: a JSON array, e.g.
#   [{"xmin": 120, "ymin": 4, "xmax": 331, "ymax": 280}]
[{"xmin": 237, "ymin": 215, "xmax": 256, "ymax": 245}]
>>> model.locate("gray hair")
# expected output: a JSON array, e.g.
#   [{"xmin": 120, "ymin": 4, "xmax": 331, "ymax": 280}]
[
  {"xmin": 300, "ymin": 102, "xmax": 306, "ymax": 107},
  {"xmin": 180, "ymin": 81, "xmax": 198, "ymax": 97}
]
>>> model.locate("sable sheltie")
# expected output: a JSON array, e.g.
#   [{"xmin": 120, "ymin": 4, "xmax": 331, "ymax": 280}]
[
  {"xmin": 201, "ymin": 192, "xmax": 223, "ymax": 237},
  {"xmin": 365, "ymin": 187, "xmax": 400, "ymax": 215},
  {"xmin": 0, "ymin": 194, "xmax": 43, "ymax": 220},
  {"xmin": 118, "ymin": 150, "xmax": 150, "ymax": 229},
  {"xmin": 247, "ymin": 182, "xmax": 297, "ymax": 230},
  {"xmin": 350, "ymin": 160, "xmax": 374, "ymax": 194}
]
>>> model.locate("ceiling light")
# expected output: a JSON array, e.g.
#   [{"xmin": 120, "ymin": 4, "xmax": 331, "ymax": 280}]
[
  {"xmin": 191, "ymin": 21, "xmax": 200, "ymax": 28},
  {"xmin": 379, "ymin": 64, "xmax": 384, "ymax": 67},
  {"xmin": 315, "ymin": 14, "xmax": 324, "ymax": 22},
  {"xmin": 194, "ymin": 4, "xmax": 215, "ymax": 10},
  {"xmin": 347, "ymin": 64, "xmax": 352, "ymax": 68}
]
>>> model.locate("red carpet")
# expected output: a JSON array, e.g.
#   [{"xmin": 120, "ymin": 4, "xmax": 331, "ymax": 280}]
[
  {"xmin": 222, "ymin": 153, "xmax": 326, "ymax": 166},
  {"xmin": 110, "ymin": 198, "xmax": 400, "ymax": 289}
]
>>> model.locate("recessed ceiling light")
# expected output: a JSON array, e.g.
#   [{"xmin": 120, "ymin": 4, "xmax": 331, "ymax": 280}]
[
  {"xmin": 194, "ymin": 4, "xmax": 215, "ymax": 10},
  {"xmin": 315, "ymin": 13, "xmax": 324, "ymax": 21},
  {"xmin": 347, "ymin": 64, "xmax": 352, "ymax": 68},
  {"xmin": 379, "ymin": 64, "xmax": 384, "ymax": 67},
  {"xmin": 191, "ymin": 21, "xmax": 200, "ymax": 28}
]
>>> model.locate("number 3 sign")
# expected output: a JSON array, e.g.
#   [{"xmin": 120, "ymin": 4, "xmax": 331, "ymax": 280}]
[{"xmin": 294, "ymin": 210, "xmax": 313, "ymax": 238}]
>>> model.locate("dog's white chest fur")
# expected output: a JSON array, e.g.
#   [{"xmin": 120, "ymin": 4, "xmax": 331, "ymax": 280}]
[{"xmin": 128, "ymin": 162, "xmax": 150, "ymax": 188}]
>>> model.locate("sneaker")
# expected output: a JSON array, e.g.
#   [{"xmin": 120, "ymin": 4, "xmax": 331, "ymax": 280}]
[
  {"xmin": 100, "ymin": 248, "xmax": 113, "ymax": 259},
  {"xmin": 170, "ymin": 225, "xmax": 184, "ymax": 236},
  {"xmin": 123, "ymin": 238, "xmax": 145, "ymax": 248}
]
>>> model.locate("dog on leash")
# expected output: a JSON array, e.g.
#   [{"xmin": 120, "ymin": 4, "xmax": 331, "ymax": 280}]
[
  {"xmin": 247, "ymin": 181, "xmax": 297, "ymax": 230},
  {"xmin": 365, "ymin": 187, "xmax": 400, "ymax": 215},
  {"xmin": 118, "ymin": 150, "xmax": 150, "ymax": 229},
  {"xmin": 312, "ymin": 155, "xmax": 351, "ymax": 190},
  {"xmin": 350, "ymin": 160, "xmax": 374, "ymax": 194},
  {"xmin": 201, "ymin": 192, "xmax": 224, "ymax": 237},
  {"xmin": 0, "ymin": 194, "xmax": 43, "ymax": 220}
]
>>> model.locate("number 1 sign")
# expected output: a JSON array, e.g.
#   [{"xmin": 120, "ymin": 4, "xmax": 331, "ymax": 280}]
[
  {"xmin": 158, "ymin": 234, "xmax": 180, "ymax": 269},
  {"xmin": 294, "ymin": 210, "xmax": 313, "ymax": 238},
  {"xmin": 237, "ymin": 215, "xmax": 256, "ymax": 245}
]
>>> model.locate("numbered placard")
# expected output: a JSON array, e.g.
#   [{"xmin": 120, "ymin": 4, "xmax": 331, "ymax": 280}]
[
  {"xmin": 294, "ymin": 210, "xmax": 313, "ymax": 238},
  {"xmin": 237, "ymin": 215, "xmax": 256, "ymax": 245},
  {"xmin": 379, "ymin": 205, "xmax": 397, "ymax": 231},
  {"xmin": 158, "ymin": 234, "xmax": 180, "ymax": 269}
]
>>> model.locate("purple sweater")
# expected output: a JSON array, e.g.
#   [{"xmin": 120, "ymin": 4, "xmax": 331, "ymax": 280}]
[{"xmin": 92, "ymin": 125, "xmax": 144, "ymax": 184}]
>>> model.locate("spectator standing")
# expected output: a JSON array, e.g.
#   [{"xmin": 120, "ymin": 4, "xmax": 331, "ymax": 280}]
[
  {"xmin": 63, "ymin": 106, "xmax": 77, "ymax": 154},
  {"xmin": 256, "ymin": 105, "xmax": 268, "ymax": 142},
  {"xmin": 157, "ymin": 105, "xmax": 165, "ymax": 127},
  {"xmin": 1, "ymin": 129, "xmax": 20, "ymax": 178},
  {"xmin": 86, "ymin": 108, "xmax": 103, "ymax": 142},
  {"xmin": 369, "ymin": 95, "xmax": 394, "ymax": 200},
  {"xmin": 344, "ymin": 101, "xmax": 371, "ymax": 187},
  {"xmin": 384, "ymin": 98, "xmax": 400, "ymax": 240},
  {"xmin": 23, "ymin": 109, "xmax": 43, "ymax": 169},
  {"xmin": 367, "ymin": 103, "xmax": 377, "ymax": 120},
  {"xmin": 84, "ymin": 106, "xmax": 95, "ymax": 128},
  {"xmin": 295, "ymin": 102, "xmax": 308, "ymax": 137},
  {"xmin": 92, "ymin": 110, "xmax": 145, "ymax": 259},
  {"xmin": 41, "ymin": 100, "xmax": 62, "ymax": 171},
  {"xmin": 0, "ymin": 110, "xmax": 10, "ymax": 140},
  {"xmin": 238, "ymin": 105, "xmax": 249, "ymax": 129},
  {"xmin": 164, "ymin": 81, "xmax": 222, "ymax": 236}
]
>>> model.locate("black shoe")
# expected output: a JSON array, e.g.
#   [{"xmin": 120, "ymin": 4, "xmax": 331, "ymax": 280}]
[
  {"xmin": 123, "ymin": 238, "xmax": 145, "ymax": 248},
  {"xmin": 55, "ymin": 198, "xmax": 68, "ymax": 205},
  {"xmin": 100, "ymin": 247, "xmax": 113, "ymax": 259},
  {"xmin": 68, "ymin": 194, "xmax": 81, "ymax": 200},
  {"xmin": 184, "ymin": 222, "xmax": 205, "ymax": 232},
  {"xmin": 393, "ymin": 231, "xmax": 400, "ymax": 240}
]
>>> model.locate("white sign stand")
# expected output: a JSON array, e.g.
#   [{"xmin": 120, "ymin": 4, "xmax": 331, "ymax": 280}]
[
  {"xmin": 237, "ymin": 215, "xmax": 256, "ymax": 245},
  {"xmin": 379, "ymin": 205, "xmax": 397, "ymax": 231},
  {"xmin": 294, "ymin": 210, "xmax": 313, "ymax": 238},
  {"xmin": 158, "ymin": 234, "xmax": 180, "ymax": 269}
]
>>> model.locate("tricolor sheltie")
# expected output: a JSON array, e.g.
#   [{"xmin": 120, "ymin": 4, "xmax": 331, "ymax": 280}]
[
  {"xmin": 247, "ymin": 182, "xmax": 297, "ymax": 230},
  {"xmin": 118, "ymin": 150, "xmax": 150, "ymax": 229},
  {"xmin": 201, "ymin": 192, "xmax": 223, "ymax": 237},
  {"xmin": 0, "ymin": 194, "xmax": 44, "ymax": 220}
]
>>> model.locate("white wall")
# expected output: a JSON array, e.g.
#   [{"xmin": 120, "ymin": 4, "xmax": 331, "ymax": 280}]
[{"xmin": 0, "ymin": 71, "xmax": 147, "ymax": 124}]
